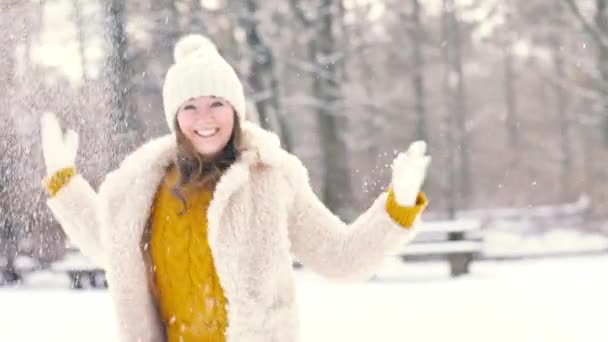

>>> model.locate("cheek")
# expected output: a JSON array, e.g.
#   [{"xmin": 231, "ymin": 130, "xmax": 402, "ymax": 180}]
[
  {"xmin": 219, "ymin": 111, "xmax": 235, "ymax": 135},
  {"xmin": 177, "ymin": 113, "xmax": 194, "ymax": 131}
]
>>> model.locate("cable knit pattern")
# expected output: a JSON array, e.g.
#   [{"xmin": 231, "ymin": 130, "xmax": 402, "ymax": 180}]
[{"xmin": 150, "ymin": 167, "xmax": 227, "ymax": 342}]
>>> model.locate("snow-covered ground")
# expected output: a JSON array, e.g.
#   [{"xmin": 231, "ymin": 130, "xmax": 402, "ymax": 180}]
[{"xmin": 1, "ymin": 255, "xmax": 606, "ymax": 342}]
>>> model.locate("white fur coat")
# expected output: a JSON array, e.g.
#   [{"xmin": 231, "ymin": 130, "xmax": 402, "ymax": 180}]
[{"xmin": 46, "ymin": 122, "xmax": 421, "ymax": 342}]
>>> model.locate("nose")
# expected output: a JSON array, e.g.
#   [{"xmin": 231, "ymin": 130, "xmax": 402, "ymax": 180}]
[{"xmin": 195, "ymin": 105, "xmax": 214, "ymax": 120}]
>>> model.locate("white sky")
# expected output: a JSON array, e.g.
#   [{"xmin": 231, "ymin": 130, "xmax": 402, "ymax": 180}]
[{"xmin": 32, "ymin": 0, "xmax": 104, "ymax": 84}]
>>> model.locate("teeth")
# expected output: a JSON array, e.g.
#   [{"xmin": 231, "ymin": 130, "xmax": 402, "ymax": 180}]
[{"xmin": 195, "ymin": 128, "xmax": 218, "ymax": 137}]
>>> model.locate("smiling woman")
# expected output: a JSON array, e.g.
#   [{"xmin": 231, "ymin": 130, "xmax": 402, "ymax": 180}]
[{"xmin": 38, "ymin": 33, "xmax": 430, "ymax": 342}]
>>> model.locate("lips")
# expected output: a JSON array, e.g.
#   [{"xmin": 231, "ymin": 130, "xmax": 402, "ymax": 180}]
[{"xmin": 194, "ymin": 128, "xmax": 219, "ymax": 138}]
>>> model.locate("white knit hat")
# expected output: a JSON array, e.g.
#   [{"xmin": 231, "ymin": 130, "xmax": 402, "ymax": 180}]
[{"xmin": 162, "ymin": 34, "xmax": 246, "ymax": 131}]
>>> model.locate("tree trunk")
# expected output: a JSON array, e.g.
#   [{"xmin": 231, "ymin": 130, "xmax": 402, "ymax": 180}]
[
  {"xmin": 591, "ymin": 0, "xmax": 608, "ymax": 214},
  {"xmin": 240, "ymin": 0, "xmax": 277, "ymax": 130},
  {"xmin": 579, "ymin": 96, "xmax": 594, "ymax": 202},
  {"xmin": 348, "ymin": 3, "xmax": 381, "ymax": 151},
  {"xmin": 151, "ymin": 0, "xmax": 179, "ymax": 69},
  {"xmin": 316, "ymin": 0, "xmax": 353, "ymax": 219},
  {"xmin": 72, "ymin": 0, "xmax": 88, "ymax": 82},
  {"xmin": 595, "ymin": 0, "xmax": 608, "ymax": 145},
  {"xmin": 549, "ymin": 33, "xmax": 572, "ymax": 201},
  {"xmin": 408, "ymin": 0, "xmax": 429, "ymax": 143},
  {"xmin": 0, "ymin": 1, "xmax": 23, "ymax": 282},
  {"xmin": 289, "ymin": 0, "xmax": 353, "ymax": 218},
  {"xmin": 230, "ymin": 0, "xmax": 291, "ymax": 150},
  {"xmin": 357, "ymin": 43, "xmax": 381, "ymax": 165},
  {"xmin": 337, "ymin": 0, "xmax": 349, "ymax": 83},
  {"xmin": 103, "ymin": 0, "xmax": 138, "ymax": 168},
  {"xmin": 503, "ymin": 32, "xmax": 519, "ymax": 150},
  {"xmin": 564, "ymin": 0, "xmax": 608, "ymax": 145},
  {"xmin": 442, "ymin": 0, "xmax": 470, "ymax": 216},
  {"xmin": 449, "ymin": 1, "xmax": 471, "ymax": 202},
  {"xmin": 190, "ymin": 0, "xmax": 208, "ymax": 33}
]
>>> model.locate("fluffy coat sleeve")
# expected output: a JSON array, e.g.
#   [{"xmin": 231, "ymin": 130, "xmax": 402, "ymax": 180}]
[
  {"xmin": 285, "ymin": 156, "xmax": 426, "ymax": 281},
  {"xmin": 45, "ymin": 172, "xmax": 105, "ymax": 267}
]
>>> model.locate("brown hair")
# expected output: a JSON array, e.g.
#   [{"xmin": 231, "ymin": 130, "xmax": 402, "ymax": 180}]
[{"xmin": 171, "ymin": 111, "xmax": 244, "ymax": 213}]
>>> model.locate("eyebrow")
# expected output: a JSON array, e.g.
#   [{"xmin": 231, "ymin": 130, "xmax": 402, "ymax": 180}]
[{"xmin": 184, "ymin": 96, "xmax": 223, "ymax": 106}]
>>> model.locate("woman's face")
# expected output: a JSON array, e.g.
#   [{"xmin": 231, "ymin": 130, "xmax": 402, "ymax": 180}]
[{"xmin": 176, "ymin": 96, "xmax": 236, "ymax": 158}]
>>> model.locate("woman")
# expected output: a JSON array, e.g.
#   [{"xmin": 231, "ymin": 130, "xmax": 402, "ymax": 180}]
[{"xmin": 40, "ymin": 34, "xmax": 430, "ymax": 342}]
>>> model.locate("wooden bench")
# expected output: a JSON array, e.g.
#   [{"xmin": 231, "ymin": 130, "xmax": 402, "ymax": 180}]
[
  {"xmin": 0, "ymin": 255, "xmax": 39, "ymax": 286},
  {"xmin": 293, "ymin": 220, "xmax": 483, "ymax": 277},
  {"xmin": 395, "ymin": 219, "xmax": 483, "ymax": 276},
  {"xmin": 50, "ymin": 250, "xmax": 107, "ymax": 289},
  {"xmin": 0, "ymin": 268, "xmax": 21, "ymax": 285}
]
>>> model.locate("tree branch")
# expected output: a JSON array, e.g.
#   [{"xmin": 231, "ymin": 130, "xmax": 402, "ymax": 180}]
[
  {"xmin": 289, "ymin": 0, "xmax": 313, "ymax": 26},
  {"xmin": 563, "ymin": 0, "xmax": 608, "ymax": 50}
]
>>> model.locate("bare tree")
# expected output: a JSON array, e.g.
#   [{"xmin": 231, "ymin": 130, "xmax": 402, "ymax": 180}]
[
  {"xmin": 151, "ymin": 0, "xmax": 180, "ymax": 69},
  {"xmin": 406, "ymin": 0, "xmax": 429, "ymax": 143},
  {"xmin": 229, "ymin": 0, "xmax": 289, "ymax": 150},
  {"xmin": 189, "ymin": 0, "xmax": 208, "ymax": 33},
  {"xmin": 442, "ymin": 0, "xmax": 471, "ymax": 216},
  {"xmin": 103, "ymin": 0, "xmax": 139, "ymax": 168},
  {"xmin": 502, "ymin": 11, "xmax": 520, "ymax": 151},
  {"xmin": 564, "ymin": 0, "xmax": 608, "ymax": 144},
  {"xmin": 290, "ymin": 0, "xmax": 354, "ymax": 218},
  {"xmin": 0, "ymin": 0, "xmax": 25, "ymax": 283},
  {"xmin": 72, "ymin": 0, "xmax": 88, "ymax": 82},
  {"xmin": 562, "ymin": 0, "xmax": 608, "ymax": 213},
  {"xmin": 547, "ymin": 4, "xmax": 573, "ymax": 200}
]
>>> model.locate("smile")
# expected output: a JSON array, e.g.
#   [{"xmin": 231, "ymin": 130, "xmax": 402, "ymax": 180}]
[{"xmin": 194, "ymin": 128, "xmax": 219, "ymax": 138}]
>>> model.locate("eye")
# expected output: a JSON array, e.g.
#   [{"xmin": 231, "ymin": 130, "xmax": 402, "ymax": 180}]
[
  {"xmin": 183, "ymin": 104, "xmax": 196, "ymax": 110},
  {"xmin": 210, "ymin": 101, "xmax": 224, "ymax": 108}
]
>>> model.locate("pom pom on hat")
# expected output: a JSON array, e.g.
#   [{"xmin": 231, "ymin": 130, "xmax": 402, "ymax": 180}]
[
  {"xmin": 173, "ymin": 34, "xmax": 217, "ymax": 62},
  {"xmin": 162, "ymin": 34, "xmax": 246, "ymax": 131}
]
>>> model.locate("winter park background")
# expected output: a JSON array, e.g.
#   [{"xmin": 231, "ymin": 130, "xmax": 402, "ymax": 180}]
[{"xmin": 1, "ymin": 0, "xmax": 608, "ymax": 341}]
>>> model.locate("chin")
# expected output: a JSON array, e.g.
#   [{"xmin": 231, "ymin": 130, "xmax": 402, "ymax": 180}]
[{"xmin": 196, "ymin": 146, "xmax": 223, "ymax": 158}]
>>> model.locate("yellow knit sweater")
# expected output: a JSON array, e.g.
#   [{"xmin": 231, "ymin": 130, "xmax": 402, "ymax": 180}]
[{"xmin": 149, "ymin": 167, "xmax": 228, "ymax": 342}]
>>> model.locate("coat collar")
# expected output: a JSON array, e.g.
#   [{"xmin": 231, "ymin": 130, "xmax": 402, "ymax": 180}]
[
  {"xmin": 113, "ymin": 120, "xmax": 283, "ymax": 189},
  {"xmin": 101, "ymin": 121, "xmax": 284, "ymax": 243}
]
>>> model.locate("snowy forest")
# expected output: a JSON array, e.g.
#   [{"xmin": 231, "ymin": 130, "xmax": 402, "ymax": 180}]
[
  {"xmin": 3, "ymin": 0, "xmax": 608, "ymax": 262},
  {"xmin": 0, "ymin": 0, "xmax": 607, "ymax": 341}
]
